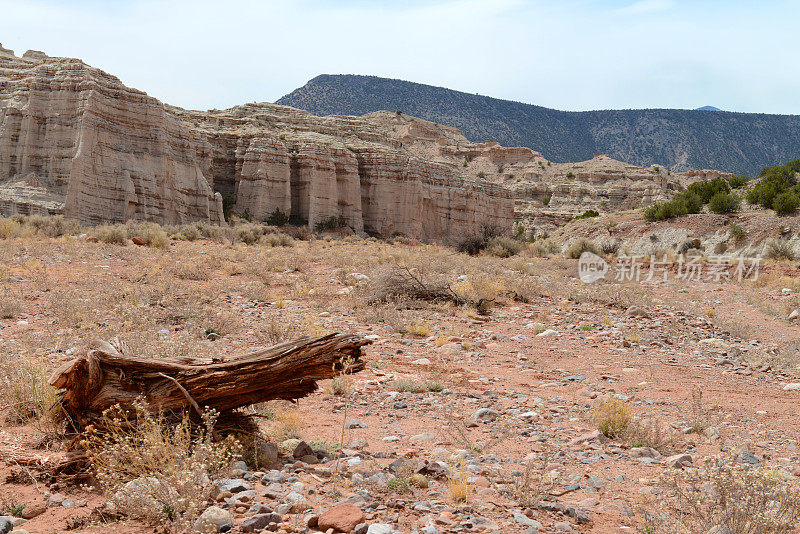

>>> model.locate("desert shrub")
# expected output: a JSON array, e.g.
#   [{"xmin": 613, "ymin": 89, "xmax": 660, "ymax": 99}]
[
  {"xmin": 600, "ymin": 239, "xmax": 620, "ymax": 255},
  {"xmin": 0, "ymin": 218, "xmax": 23, "ymax": 239},
  {"xmin": 265, "ymin": 208, "xmax": 290, "ymax": 227},
  {"xmin": 727, "ymin": 174, "xmax": 750, "ymax": 189},
  {"xmin": 23, "ymin": 215, "xmax": 82, "ymax": 237},
  {"xmin": 679, "ymin": 238, "xmax": 703, "ymax": 254},
  {"xmin": 127, "ymin": 222, "xmax": 169, "ymax": 250},
  {"xmin": 729, "ymin": 224, "xmax": 747, "ymax": 243},
  {"xmin": 314, "ymin": 215, "xmax": 347, "ymax": 232},
  {"xmin": 93, "ymin": 224, "xmax": 128, "ymax": 245},
  {"xmin": 261, "ymin": 232, "xmax": 294, "ymax": 247},
  {"xmin": 82, "ymin": 402, "xmax": 235, "ymax": 527},
  {"xmin": 236, "ymin": 224, "xmax": 262, "ymax": 245},
  {"xmin": 764, "ymin": 240, "xmax": 797, "ymax": 261},
  {"xmin": 368, "ymin": 267, "xmax": 466, "ymax": 306},
  {"xmin": 644, "ymin": 187, "xmax": 710, "ymax": 222},
  {"xmin": 389, "ymin": 379, "xmax": 441, "ymax": 393},
  {"xmin": 455, "ymin": 235, "xmax": 487, "ymax": 256},
  {"xmin": 772, "ymin": 191, "xmax": 800, "ymax": 216},
  {"xmin": 654, "ymin": 455, "xmax": 800, "ymax": 534},
  {"xmin": 686, "ymin": 177, "xmax": 731, "ymax": 203},
  {"xmin": 454, "ymin": 225, "xmax": 505, "ymax": 256},
  {"xmin": 708, "ymin": 192, "xmax": 740, "ymax": 214},
  {"xmin": 172, "ymin": 262, "xmax": 211, "ymax": 281},
  {"xmin": 747, "ymin": 159, "xmax": 800, "ymax": 209},
  {"xmin": 566, "ymin": 238, "xmax": 599, "ymax": 259},
  {"xmin": 176, "ymin": 223, "xmax": 202, "ymax": 241},
  {"xmin": 591, "ymin": 397, "xmax": 632, "ymax": 438},
  {"xmin": 542, "ymin": 194, "xmax": 551, "ymax": 206},
  {"xmin": 486, "ymin": 237, "xmax": 522, "ymax": 258},
  {"xmin": 573, "ymin": 209, "xmax": 599, "ymax": 220}
]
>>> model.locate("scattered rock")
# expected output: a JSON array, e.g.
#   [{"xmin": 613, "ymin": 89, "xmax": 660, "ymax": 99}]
[
  {"xmin": 241, "ymin": 513, "xmax": 282, "ymax": 533},
  {"xmin": 318, "ymin": 503, "xmax": 365, "ymax": 532},
  {"xmin": 194, "ymin": 506, "xmax": 233, "ymax": 533}
]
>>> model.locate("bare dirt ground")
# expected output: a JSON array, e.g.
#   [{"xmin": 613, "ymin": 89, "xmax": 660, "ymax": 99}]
[{"xmin": 1, "ymin": 233, "xmax": 799, "ymax": 534}]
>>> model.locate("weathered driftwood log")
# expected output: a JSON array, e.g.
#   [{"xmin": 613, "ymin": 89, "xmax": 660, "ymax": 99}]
[{"xmin": 49, "ymin": 333, "xmax": 370, "ymax": 429}]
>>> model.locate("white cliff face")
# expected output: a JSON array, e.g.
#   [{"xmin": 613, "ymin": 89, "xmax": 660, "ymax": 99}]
[
  {"xmin": 0, "ymin": 47, "xmax": 225, "ymax": 225},
  {"xmin": 0, "ymin": 46, "xmax": 515, "ymax": 242}
]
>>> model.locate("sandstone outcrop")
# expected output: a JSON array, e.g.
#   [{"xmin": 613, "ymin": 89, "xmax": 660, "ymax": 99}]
[
  {"xmin": 366, "ymin": 112, "xmax": 724, "ymax": 230},
  {"xmin": 0, "ymin": 46, "xmax": 514, "ymax": 242},
  {"xmin": 0, "ymin": 45, "xmax": 224, "ymax": 225}
]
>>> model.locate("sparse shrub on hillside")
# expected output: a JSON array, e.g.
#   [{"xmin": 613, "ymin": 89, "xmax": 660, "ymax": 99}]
[
  {"xmin": 23, "ymin": 215, "xmax": 82, "ymax": 237},
  {"xmin": 265, "ymin": 208, "xmax": 290, "ymax": 227},
  {"xmin": 174, "ymin": 223, "xmax": 202, "ymax": 241},
  {"xmin": 542, "ymin": 194, "xmax": 551, "ymax": 206},
  {"xmin": 772, "ymin": 192, "xmax": 800, "ymax": 216},
  {"xmin": 644, "ymin": 191, "xmax": 703, "ymax": 221},
  {"xmin": 477, "ymin": 171, "xmax": 485, "ymax": 179},
  {"xmin": 708, "ymin": 192, "xmax": 740, "ymax": 214},
  {"xmin": 686, "ymin": 177, "xmax": 731, "ymax": 203},
  {"xmin": 566, "ymin": 238, "xmax": 600, "ymax": 259},
  {"xmin": 573, "ymin": 209, "xmax": 599, "ymax": 220},
  {"xmin": 486, "ymin": 237, "xmax": 522, "ymax": 258},
  {"xmin": 0, "ymin": 218, "xmax": 23, "ymax": 239},
  {"xmin": 729, "ymin": 223, "xmax": 747, "ymax": 243},
  {"xmin": 679, "ymin": 238, "xmax": 703, "ymax": 254},
  {"xmin": 727, "ymin": 174, "xmax": 750, "ymax": 188},
  {"xmin": 764, "ymin": 239, "xmax": 797, "ymax": 261},
  {"xmin": 747, "ymin": 159, "xmax": 800, "ymax": 210},
  {"xmin": 600, "ymin": 239, "xmax": 620, "ymax": 255}
]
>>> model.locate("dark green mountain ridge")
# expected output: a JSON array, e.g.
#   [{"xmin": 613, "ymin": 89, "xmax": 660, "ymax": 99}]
[{"xmin": 277, "ymin": 74, "xmax": 800, "ymax": 176}]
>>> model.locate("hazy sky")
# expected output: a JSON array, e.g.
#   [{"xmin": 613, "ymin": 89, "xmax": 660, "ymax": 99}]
[{"xmin": 2, "ymin": 0, "xmax": 799, "ymax": 114}]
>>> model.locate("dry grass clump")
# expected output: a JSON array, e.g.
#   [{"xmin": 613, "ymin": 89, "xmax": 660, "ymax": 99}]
[
  {"xmin": 269, "ymin": 405, "xmax": 303, "ymax": 441},
  {"xmin": 171, "ymin": 261, "xmax": 212, "ymax": 281},
  {"xmin": 652, "ymin": 455, "xmax": 800, "ymax": 534},
  {"xmin": 0, "ymin": 218, "xmax": 24, "ymax": 239},
  {"xmin": 82, "ymin": 401, "xmax": 236, "ymax": 526},
  {"xmin": 590, "ymin": 397, "xmax": 632, "ymax": 438},
  {"xmin": 764, "ymin": 239, "xmax": 797, "ymax": 261},
  {"xmin": 625, "ymin": 418, "xmax": 679, "ymax": 454},
  {"xmin": 447, "ymin": 464, "xmax": 473, "ymax": 503},
  {"xmin": 0, "ymin": 293, "xmax": 22, "ymax": 319},
  {"xmin": 0, "ymin": 358, "xmax": 61, "ymax": 428},
  {"xmin": 566, "ymin": 238, "xmax": 600, "ymax": 259},
  {"xmin": 389, "ymin": 378, "xmax": 442, "ymax": 393}
]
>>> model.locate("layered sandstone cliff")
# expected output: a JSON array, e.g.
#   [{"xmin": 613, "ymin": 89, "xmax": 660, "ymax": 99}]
[
  {"xmin": 0, "ymin": 45, "xmax": 224, "ymax": 226},
  {"xmin": 0, "ymin": 46, "xmax": 514, "ymax": 242}
]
